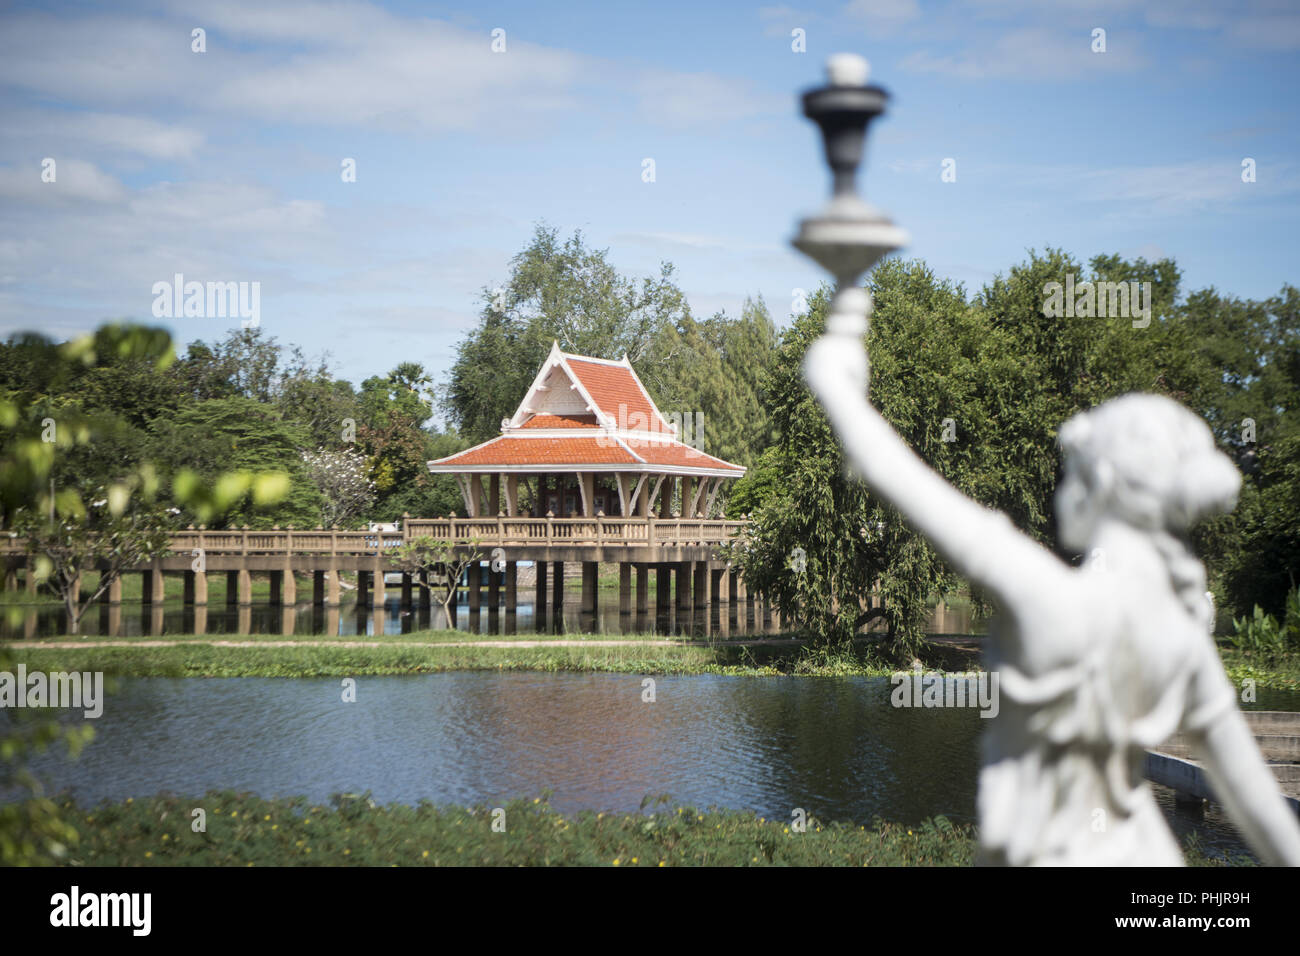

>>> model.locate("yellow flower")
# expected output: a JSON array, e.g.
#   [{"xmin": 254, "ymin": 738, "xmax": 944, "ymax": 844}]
[
  {"xmin": 144, "ymin": 851, "xmax": 152, "ymax": 858},
  {"xmin": 658, "ymin": 861, "xmax": 666, "ymax": 867},
  {"xmin": 631, "ymin": 857, "xmax": 638, "ymax": 864},
  {"xmin": 230, "ymin": 811, "xmax": 238, "ymax": 818},
  {"xmin": 305, "ymin": 847, "xmax": 311, "ymax": 854},
  {"xmin": 343, "ymin": 849, "xmax": 351, "ymax": 856},
  {"xmin": 126, "ymin": 798, "xmax": 133, "ymax": 804},
  {"xmin": 161, "ymin": 834, "xmax": 169, "ymax": 841},
  {"xmin": 612, "ymin": 858, "xmax": 621, "ymax": 866},
  {"xmin": 271, "ymin": 825, "xmax": 278, "ymax": 830},
  {"xmin": 422, "ymin": 851, "xmax": 430, "ymax": 858},
  {"xmin": 264, "ymin": 815, "xmax": 271, "ymax": 821}
]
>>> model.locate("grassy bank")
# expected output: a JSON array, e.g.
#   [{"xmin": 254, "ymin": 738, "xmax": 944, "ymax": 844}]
[
  {"xmin": 43, "ymin": 791, "xmax": 1245, "ymax": 867},
  {"xmin": 7, "ymin": 632, "xmax": 1299, "ymax": 687},
  {"xmin": 4, "ymin": 636, "xmax": 918, "ymax": 678}
]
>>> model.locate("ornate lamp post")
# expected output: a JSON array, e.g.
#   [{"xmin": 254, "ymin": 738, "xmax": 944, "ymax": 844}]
[{"xmin": 791, "ymin": 54, "xmax": 909, "ymax": 395}]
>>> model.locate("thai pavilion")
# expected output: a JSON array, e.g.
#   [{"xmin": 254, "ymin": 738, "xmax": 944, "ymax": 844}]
[{"xmin": 427, "ymin": 343, "xmax": 745, "ymax": 518}]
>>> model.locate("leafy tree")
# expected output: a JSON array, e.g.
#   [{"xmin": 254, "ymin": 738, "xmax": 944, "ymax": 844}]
[
  {"xmin": 445, "ymin": 224, "xmax": 694, "ymax": 443},
  {"xmin": 301, "ymin": 447, "xmax": 376, "ymax": 529},
  {"xmin": 390, "ymin": 538, "xmax": 482, "ymax": 620}
]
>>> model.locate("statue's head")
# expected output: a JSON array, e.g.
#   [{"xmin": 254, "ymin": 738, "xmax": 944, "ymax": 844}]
[{"xmin": 1055, "ymin": 394, "xmax": 1240, "ymax": 552}]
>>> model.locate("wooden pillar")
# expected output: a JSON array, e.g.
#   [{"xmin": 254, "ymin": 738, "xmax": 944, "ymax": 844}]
[
  {"xmin": 418, "ymin": 569, "xmax": 431, "ymax": 609},
  {"xmin": 619, "ymin": 562, "xmax": 632, "ymax": 616},
  {"xmin": 141, "ymin": 570, "xmax": 155, "ymax": 605},
  {"xmin": 226, "ymin": 570, "xmax": 239, "ymax": 608},
  {"xmin": 469, "ymin": 474, "xmax": 483, "ymax": 517},
  {"xmin": 468, "ymin": 564, "xmax": 481, "ymax": 611},
  {"xmin": 108, "ymin": 574, "xmax": 123, "ymax": 605},
  {"xmin": 659, "ymin": 477, "xmax": 673, "ymax": 517},
  {"xmin": 193, "ymin": 568, "xmax": 207, "ymax": 606},
  {"xmin": 505, "ymin": 561, "xmax": 517, "ymax": 611},
  {"xmin": 676, "ymin": 561, "xmax": 691, "ymax": 615},
  {"xmin": 693, "ymin": 561, "xmax": 708, "ymax": 609},
  {"xmin": 401, "ymin": 573, "xmax": 413, "ymax": 609},
  {"xmin": 551, "ymin": 561, "xmax": 563, "ymax": 613},
  {"xmin": 2, "ymin": 565, "xmax": 17, "ymax": 592},
  {"xmin": 269, "ymin": 570, "xmax": 282, "ymax": 605},
  {"xmin": 238, "ymin": 568, "xmax": 252, "ymax": 606},
  {"xmin": 488, "ymin": 563, "xmax": 500, "ymax": 609},
  {"xmin": 535, "ymin": 561, "xmax": 548, "ymax": 616},
  {"xmin": 655, "ymin": 564, "xmax": 671, "ymax": 615},
  {"xmin": 372, "ymin": 555, "xmax": 386, "ymax": 608},
  {"xmin": 150, "ymin": 559, "xmax": 165, "ymax": 604},
  {"xmin": 183, "ymin": 570, "xmax": 196, "ymax": 605},
  {"xmin": 681, "ymin": 477, "xmax": 694, "ymax": 518},
  {"xmin": 635, "ymin": 564, "xmax": 648, "ymax": 615},
  {"xmin": 581, "ymin": 561, "xmax": 598, "ymax": 615},
  {"xmin": 327, "ymin": 565, "xmax": 340, "ymax": 606},
  {"xmin": 358, "ymin": 570, "xmax": 370, "ymax": 606},
  {"xmin": 281, "ymin": 565, "xmax": 295, "ymax": 605},
  {"xmin": 489, "ymin": 474, "xmax": 501, "ymax": 516},
  {"xmin": 313, "ymin": 570, "xmax": 325, "ymax": 606}
]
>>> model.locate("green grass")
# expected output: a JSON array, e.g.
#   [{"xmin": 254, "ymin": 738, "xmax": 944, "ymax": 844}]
[
  {"xmin": 4, "ymin": 638, "xmax": 909, "ymax": 678},
  {"xmin": 37, "ymin": 790, "xmax": 1250, "ymax": 867}
]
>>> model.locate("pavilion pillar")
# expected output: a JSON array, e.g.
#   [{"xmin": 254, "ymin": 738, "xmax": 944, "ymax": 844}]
[
  {"xmin": 238, "ymin": 568, "xmax": 252, "ymax": 605},
  {"xmin": 505, "ymin": 561, "xmax": 517, "ymax": 611},
  {"xmin": 401, "ymin": 573, "xmax": 413, "ymax": 609},
  {"xmin": 469, "ymin": 475, "xmax": 483, "ymax": 517},
  {"xmin": 619, "ymin": 562, "xmax": 632, "ymax": 616},
  {"xmin": 659, "ymin": 476, "xmax": 674, "ymax": 517},
  {"xmin": 506, "ymin": 475, "xmax": 519, "ymax": 517},
  {"xmin": 489, "ymin": 474, "xmax": 501, "ymax": 516},
  {"xmin": 358, "ymin": 570, "xmax": 370, "ymax": 606},
  {"xmin": 327, "ymin": 565, "xmax": 340, "ymax": 606},
  {"xmin": 535, "ymin": 560, "xmax": 548, "ymax": 616},
  {"xmin": 694, "ymin": 561, "xmax": 708, "ymax": 609},
  {"xmin": 681, "ymin": 477, "xmax": 694, "ymax": 518},
  {"xmin": 108, "ymin": 574, "xmax": 123, "ymax": 605},
  {"xmin": 581, "ymin": 561, "xmax": 598, "ymax": 615},
  {"xmin": 579, "ymin": 472, "xmax": 595, "ymax": 517},
  {"xmin": 313, "ymin": 570, "xmax": 325, "ymax": 606},
  {"xmin": 183, "ymin": 570, "xmax": 196, "ymax": 605},
  {"xmin": 676, "ymin": 561, "xmax": 691, "ymax": 615},
  {"xmin": 635, "ymin": 564, "xmax": 648, "ymax": 615},
  {"xmin": 655, "ymin": 563, "xmax": 671, "ymax": 616},
  {"xmin": 468, "ymin": 563, "xmax": 480, "ymax": 612},
  {"xmin": 551, "ymin": 561, "xmax": 564, "ymax": 613},
  {"xmin": 488, "ymin": 562, "xmax": 500, "ymax": 609},
  {"xmin": 269, "ymin": 571, "xmax": 282, "ymax": 605},
  {"xmin": 638, "ymin": 479, "xmax": 650, "ymax": 517}
]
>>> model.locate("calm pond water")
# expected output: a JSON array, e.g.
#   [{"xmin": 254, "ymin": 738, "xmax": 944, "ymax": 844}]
[{"xmin": 15, "ymin": 672, "xmax": 1297, "ymax": 862}]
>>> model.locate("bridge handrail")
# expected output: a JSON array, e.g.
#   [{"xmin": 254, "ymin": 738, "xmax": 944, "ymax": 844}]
[{"xmin": 1, "ymin": 516, "xmax": 747, "ymax": 557}]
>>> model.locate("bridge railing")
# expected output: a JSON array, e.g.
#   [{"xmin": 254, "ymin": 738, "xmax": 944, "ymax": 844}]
[{"xmin": 2, "ymin": 516, "xmax": 747, "ymax": 557}]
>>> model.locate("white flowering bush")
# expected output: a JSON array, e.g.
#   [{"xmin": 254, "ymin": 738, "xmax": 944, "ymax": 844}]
[{"xmin": 301, "ymin": 447, "xmax": 377, "ymax": 528}]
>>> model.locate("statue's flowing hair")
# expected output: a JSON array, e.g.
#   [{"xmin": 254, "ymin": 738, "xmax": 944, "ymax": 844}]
[{"xmin": 1057, "ymin": 394, "xmax": 1241, "ymax": 630}]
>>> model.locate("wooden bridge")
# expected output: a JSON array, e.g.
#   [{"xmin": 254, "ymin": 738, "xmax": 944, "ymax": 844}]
[{"xmin": 1, "ymin": 514, "xmax": 774, "ymax": 624}]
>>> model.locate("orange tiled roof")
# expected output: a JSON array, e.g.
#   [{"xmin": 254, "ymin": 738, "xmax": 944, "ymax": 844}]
[
  {"xmin": 519, "ymin": 413, "xmax": 599, "ymax": 429},
  {"xmin": 566, "ymin": 358, "xmax": 671, "ymax": 432},
  {"xmin": 430, "ymin": 435, "xmax": 744, "ymax": 473},
  {"xmin": 434, "ymin": 436, "xmax": 638, "ymax": 467}
]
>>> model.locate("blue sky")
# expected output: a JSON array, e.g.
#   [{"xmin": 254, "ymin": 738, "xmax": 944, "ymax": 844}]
[{"xmin": 1, "ymin": 0, "xmax": 1297, "ymax": 397}]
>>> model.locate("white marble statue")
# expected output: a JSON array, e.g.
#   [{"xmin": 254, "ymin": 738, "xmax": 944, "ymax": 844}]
[
  {"xmin": 804, "ymin": 331, "xmax": 1300, "ymax": 866},
  {"xmin": 794, "ymin": 53, "xmax": 1300, "ymax": 867}
]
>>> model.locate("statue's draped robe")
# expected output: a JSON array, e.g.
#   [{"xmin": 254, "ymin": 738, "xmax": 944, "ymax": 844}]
[{"xmin": 977, "ymin": 610, "xmax": 1237, "ymax": 866}]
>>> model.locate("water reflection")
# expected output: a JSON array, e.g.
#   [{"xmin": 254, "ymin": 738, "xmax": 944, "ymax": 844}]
[{"xmin": 15, "ymin": 672, "xmax": 1276, "ymax": 863}]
